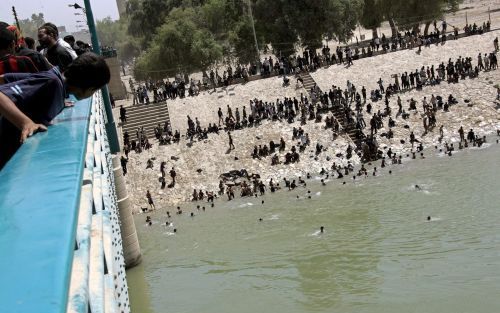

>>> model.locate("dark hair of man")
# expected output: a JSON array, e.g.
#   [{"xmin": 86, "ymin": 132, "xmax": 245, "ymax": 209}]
[
  {"xmin": 41, "ymin": 25, "xmax": 58, "ymax": 38},
  {"xmin": 64, "ymin": 35, "xmax": 75, "ymax": 43},
  {"xmin": 41, "ymin": 22, "xmax": 59, "ymax": 37},
  {"xmin": 0, "ymin": 21, "xmax": 9, "ymax": 30},
  {"xmin": 24, "ymin": 37, "xmax": 35, "ymax": 49},
  {"xmin": 0, "ymin": 27, "xmax": 15, "ymax": 50},
  {"xmin": 64, "ymin": 52, "xmax": 110, "ymax": 89}
]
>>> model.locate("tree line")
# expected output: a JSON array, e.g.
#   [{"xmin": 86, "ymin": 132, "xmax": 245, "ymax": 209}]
[
  {"xmin": 127, "ymin": 0, "xmax": 463, "ymax": 80},
  {"xmin": 14, "ymin": 0, "xmax": 464, "ymax": 80}
]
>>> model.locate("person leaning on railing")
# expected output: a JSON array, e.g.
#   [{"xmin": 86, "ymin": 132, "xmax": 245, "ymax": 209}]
[{"xmin": 0, "ymin": 52, "xmax": 110, "ymax": 169}]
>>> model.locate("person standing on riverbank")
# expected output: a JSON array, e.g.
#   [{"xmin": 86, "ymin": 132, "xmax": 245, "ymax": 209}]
[
  {"xmin": 146, "ymin": 190, "xmax": 155, "ymax": 210},
  {"xmin": 121, "ymin": 155, "xmax": 128, "ymax": 175},
  {"xmin": 228, "ymin": 131, "xmax": 235, "ymax": 150},
  {"xmin": 459, "ymin": 126, "xmax": 465, "ymax": 142},
  {"xmin": 170, "ymin": 167, "xmax": 177, "ymax": 187}
]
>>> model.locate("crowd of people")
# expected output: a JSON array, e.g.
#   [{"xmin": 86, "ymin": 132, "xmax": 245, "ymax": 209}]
[
  {"xmin": 142, "ymin": 127, "xmax": 499, "ymax": 237},
  {"xmin": 0, "ymin": 21, "xmax": 111, "ymax": 168},
  {"xmin": 127, "ymin": 19, "xmax": 494, "ymax": 105},
  {"xmin": 134, "ymin": 36, "xmax": 500, "ymax": 165},
  {"xmin": 371, "ymin": 51, "xmax": 498, "ymax": 103},
  {"xmin": 119, "ymin": 20, "xmax": 500, "ymax": 212},
  {"xmin": 124, "ymin": 37, "xmax": 500, "ymax": 204},
  {"xmin": 343, "ymin": 46, "xmax": 499, "ymax": 161}
]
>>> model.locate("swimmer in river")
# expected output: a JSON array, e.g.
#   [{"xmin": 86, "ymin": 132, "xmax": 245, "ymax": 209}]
[
  {"xmin": 148, "ymin": 221, "xmax": 152, "ymax": 226},
  {"xmin": 320, "ymin": 226, "xmax": 324, "ymax": 233},
  {"xmin": 321, "ymin": 179, "xmax": 326, "ymax": 186},
  {"xmin": 259, "ymin": 218, "xmax": 263, "ymax": 222},
  {"xmin": 389, "ymin": 170, "xmax": 392, "ymax": 174},
  {"xmin": 427, "ymin": 216, "xmax": 431, "ymax": 221},
  {"xmin": 202, "ymin": 206, "xmax": 205, "ymax": 211},
  {"xmin": 211, "ymin": 203, "xmax": 214, "ymax": 208},
  {"xmin": 415, "ymin": 184, "xmax": 421, "ymax": 190},
  {"xmin": 173, "ymin": 228, "xmax": 177, "ymax": 233},
  {"xmin": 190, "ymin": 212, "xmax": 194, "ymax": 217}
]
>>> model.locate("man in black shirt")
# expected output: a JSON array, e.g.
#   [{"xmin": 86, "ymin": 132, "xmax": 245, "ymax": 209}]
[
  {"xmin": 17, "ymin": 36, "xmax": 52, "ymax": 72},
  {"xmin": 37, "ymin": 25, "xmax": 73, "ymax": 71}
]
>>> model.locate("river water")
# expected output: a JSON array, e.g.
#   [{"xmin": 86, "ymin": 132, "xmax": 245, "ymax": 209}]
[{"xmin": 127, "ymin": 142, "xmax": 500, "ymax": 313}]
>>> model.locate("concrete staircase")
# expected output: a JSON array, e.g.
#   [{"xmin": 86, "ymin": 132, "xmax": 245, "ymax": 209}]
[
  {"xmin": 121, "ymin": 102, "xmax": 170, "ymax": 139},
  {"xmin": 297, "ymin": 71, "xmax": 365, "ymax": 148},
  {"xmin": 299, "ymin": 72, "xmax": 317, "ymax": 91}
]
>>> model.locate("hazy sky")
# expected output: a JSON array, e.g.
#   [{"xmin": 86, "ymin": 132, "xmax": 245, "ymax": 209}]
[{"xmin": 1, "ymin": 0, "xmax": 119, "ymax": 32}]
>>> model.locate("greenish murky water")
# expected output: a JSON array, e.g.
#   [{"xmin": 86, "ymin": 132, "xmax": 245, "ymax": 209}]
[{"xmin": 127, "ymin": 141, "xmax": 500, "ymax": 313}]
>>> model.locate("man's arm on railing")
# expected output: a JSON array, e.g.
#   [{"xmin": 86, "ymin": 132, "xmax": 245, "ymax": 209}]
[{"xmin": 0, "ymin": 92, "xmax": 47, "ymax": 143}]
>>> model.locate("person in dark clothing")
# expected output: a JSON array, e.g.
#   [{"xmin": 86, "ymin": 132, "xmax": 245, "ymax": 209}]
[
  {"xmin": 0, "ymin": 52, "xmax": 110, "ymax": 168},
  {"xmin": 63, "ymin": 35, "xmax": 84, "ymax": 56},
  {"xmin": 16, "ymin": 36, "xmax": 52, "ymax": 72},
  {"xmin": 228, "ymin": 131, "xmax": 235, "ymax": 150},
  {"xmin": 169, "ymin": 167, "xmax": 177, "ymax": 187},
  {"xmin": 0, "ymin": 27, "xmax": 39, "ymax": 75},
  {"xmin": 119, "ymin": 105, "xmax": 127, "ymax": 123},
  {"xmin": 37, "ymin": 25, "xmax": 73, "ymax": 71},
  {"xmin": 120, "ymin": 155, "xmax": 128, "ymax": 175},
  {"xmin": 24, "ymin": 36, "xmax": 36, "ymax": 50},
  {"xmin": 109, "ymin": 92, "xmax": 115, "ymax": 108},
  {"xmin": 3, "ymin": 25, "xmax": 52, "ymax": 72},
  {"xmin": 467, "ymin": 129, "xmax": 475, "ymax": 142}
]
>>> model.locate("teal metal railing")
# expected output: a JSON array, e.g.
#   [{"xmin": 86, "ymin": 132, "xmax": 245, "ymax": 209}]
[{"xmin": 0, "ymin": 92, "xmax": 130, "ymax": 313}]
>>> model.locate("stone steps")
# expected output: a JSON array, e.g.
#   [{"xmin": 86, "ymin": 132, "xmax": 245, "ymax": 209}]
[
  {"xmin": 298, "ymin": 72, "xmax": 365, "ymax": 148},
  {"xmin": 121, "ymin": 102, "xmax": 171, "ymax": 139}
]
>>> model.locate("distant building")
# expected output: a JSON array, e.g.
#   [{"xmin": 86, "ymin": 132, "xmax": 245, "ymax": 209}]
[{"xmin": 116, "ymin": 0, "xmax": 127, "ymax": 19}]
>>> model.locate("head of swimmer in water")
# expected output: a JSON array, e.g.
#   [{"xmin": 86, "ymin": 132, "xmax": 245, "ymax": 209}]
[{"xmin": 320, "ymin": 226, "xmax": 324, "ymax": 233}]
